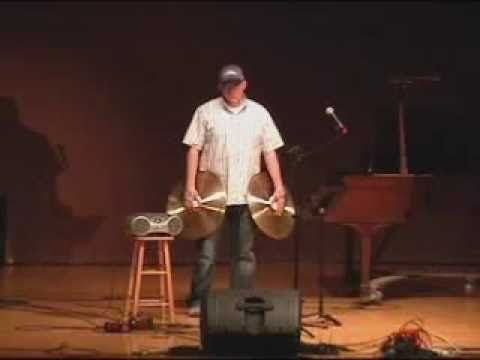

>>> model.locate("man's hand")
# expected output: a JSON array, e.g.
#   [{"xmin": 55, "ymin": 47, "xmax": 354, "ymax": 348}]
[
  {"xmin": 184, "ymin": 188, "xmax": 200, "ymax": 210},
  {"xmin": 263, "ymin": 150, "xmax": 287, "ymax": 216},
  {"xmin": 272, "ymin": 186, "xmax": 286, "ymax": 216}
]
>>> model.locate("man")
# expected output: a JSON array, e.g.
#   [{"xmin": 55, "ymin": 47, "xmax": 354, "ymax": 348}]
[{"xmin": 182, "ymin": 64, "xmax": 286, "ymax": 316}]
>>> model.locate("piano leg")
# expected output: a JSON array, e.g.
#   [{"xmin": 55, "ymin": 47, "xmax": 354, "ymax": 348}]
[
  {"xmin": 344, "ymin": 227, "xmax": 357, "ymax": 289},
  {"xmin": 347, "ymin": 223, "xmax": 390, "ymax": 303}
]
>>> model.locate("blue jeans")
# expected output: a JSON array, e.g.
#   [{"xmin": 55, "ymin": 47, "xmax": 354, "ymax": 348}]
[{"xmin": 187, "ymin": 205, "xmax": 256, "ymax": 307}]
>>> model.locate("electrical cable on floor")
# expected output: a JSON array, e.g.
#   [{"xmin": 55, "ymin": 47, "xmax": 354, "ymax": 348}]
[
  {"xmin": 0, "ymin": 344, "xmax": 123, "ymax": 358},
  {"xmin": 11, "ymin": 302, "xmax": 113, "ymax": 328},
  {"xmin": 45, "ymin": 342, "xmax": 101, "ymax": 357},
  {"xmin": 300, "ymin": 326, "xmax": 315, "ymax": 339},
  {"xmin": 430, "ymin": 332, "xmax": 461, "ymax": 356},
  {"xmin": 0, "ymin": 298, "xmax": 30, "ymax": 307},
  {"xmin": 11, "ymin": 265, "xmax": 124, "ymax": 331},
  {"xmin": 149, "ymin": 323, "xmax": 200, "ymax": 343},
  {"xmin": 7, "ymin": 265, "xmax": 125, "ymax": 332},
  {"xmin": 14, "ymin": 324, "xmax": 96, "ymax": 332},
  {"xmin": 300, "ymin": 317, "xmax": 468, "ymax": 358},
  {"xmin": 374, "ymin": 318, "xmax": 452, "ymax": 358},
  {"xmin": 69, "ymin": 264, "xmax": 125, "ymax": 325},
  {"xmin": 97, "ymin": 264, "xmax": 125, "ymax": 320}
]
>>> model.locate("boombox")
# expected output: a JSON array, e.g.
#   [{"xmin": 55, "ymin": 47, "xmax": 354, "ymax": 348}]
[{"xmin": 126, "ymin": 213, "xmax": 183, "ymax": 236}]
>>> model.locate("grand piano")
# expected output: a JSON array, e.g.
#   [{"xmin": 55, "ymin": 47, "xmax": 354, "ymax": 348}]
[
  {"xmin": 323, "ymin": 76, "xmax": 437, "ymax": 302},
  {"xmin": 324, "ymin": 173, "xmax": 432, "ymax": 302},
  {"xmin": 323, "ymin": 76, "xmax": 480, "ymax": 302}
]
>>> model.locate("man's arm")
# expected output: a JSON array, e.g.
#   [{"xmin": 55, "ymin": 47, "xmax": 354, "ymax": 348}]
[
  {"xmin": 263, "ymin": 150, "xmax": 286, "ymax": 215},
  {"xmin": 184, "ymin": 145, "xmax": 201, "ymax": 208}
]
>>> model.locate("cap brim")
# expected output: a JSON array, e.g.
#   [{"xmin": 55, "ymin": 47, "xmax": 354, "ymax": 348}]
[{"xmin": 219, "ymin": 78, "xmax": 244, "ymax": 85}]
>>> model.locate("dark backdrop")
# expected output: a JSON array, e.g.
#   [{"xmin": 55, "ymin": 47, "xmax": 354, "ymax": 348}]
[{"xmin": 0, "ymin": 2, "xmax": 479, "ymax": 268}]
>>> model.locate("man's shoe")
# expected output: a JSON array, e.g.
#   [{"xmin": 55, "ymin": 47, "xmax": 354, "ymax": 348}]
[{"xmin": 187, "ymin": 304, "xmax": 200, "ymax": 317}]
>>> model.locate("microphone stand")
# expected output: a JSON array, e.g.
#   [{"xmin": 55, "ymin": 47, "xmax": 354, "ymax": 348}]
[{"xmin": 285, "ymin": 128, "xmax": 346, "ymax": 330}]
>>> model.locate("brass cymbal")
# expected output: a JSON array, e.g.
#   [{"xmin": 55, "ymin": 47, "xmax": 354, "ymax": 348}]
[
  {"xmin": 166, "ymin": 171, "xmax": 226, "ymax": 240},
  {"xmin": 247, "ymin": 172, "xmax": 296, "ymax": 240}
]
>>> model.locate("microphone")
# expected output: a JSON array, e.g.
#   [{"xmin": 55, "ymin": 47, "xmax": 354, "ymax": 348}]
[{"xmin": 325, "ymin": 107, "xmax": 348, "ymax": 134}]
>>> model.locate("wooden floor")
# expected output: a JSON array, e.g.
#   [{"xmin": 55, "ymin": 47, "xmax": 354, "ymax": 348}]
[{"xmin": 0, "ymin": 262, "xmax": 479, "ymax": 359}]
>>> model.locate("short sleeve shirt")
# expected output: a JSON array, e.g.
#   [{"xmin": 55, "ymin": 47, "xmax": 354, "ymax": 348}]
[{"xmin": 183, "ymin": 97, "xmax": 284, "ymax": 205}]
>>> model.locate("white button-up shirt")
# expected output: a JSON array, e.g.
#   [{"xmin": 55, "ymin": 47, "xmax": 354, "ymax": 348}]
[{"xmin": 183, "ymin": 97, "xmax": 284, "ymax": 205}]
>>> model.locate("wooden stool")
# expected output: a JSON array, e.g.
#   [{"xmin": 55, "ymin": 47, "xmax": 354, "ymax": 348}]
[{"xmin": 123, "ymin": 235, "xmax": 175, "ymax": 324}]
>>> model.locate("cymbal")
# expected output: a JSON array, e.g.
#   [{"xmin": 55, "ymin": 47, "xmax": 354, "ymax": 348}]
[
  {"xmin": 166, "ymin": 171, "xmax": 226, "ymax": 240},
  {"xmin": 247, "ymin": 172, "xmax": 296, "ymax": 240}
]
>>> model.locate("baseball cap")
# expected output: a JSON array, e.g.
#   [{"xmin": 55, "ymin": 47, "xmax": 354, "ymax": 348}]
[{"xmin": 218, "ymin": 64, "xmax": 245, "ymax": 84}]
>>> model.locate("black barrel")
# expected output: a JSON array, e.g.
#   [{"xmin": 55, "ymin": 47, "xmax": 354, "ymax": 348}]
[{"xmin": 200, "ymin": 288, "xmax": 301, "ymax": 355}]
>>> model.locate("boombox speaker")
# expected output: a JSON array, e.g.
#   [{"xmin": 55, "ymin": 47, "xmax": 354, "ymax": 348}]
[{"xmin": 200, "ymin": 288, "xmax": 301, "ymax": 355}]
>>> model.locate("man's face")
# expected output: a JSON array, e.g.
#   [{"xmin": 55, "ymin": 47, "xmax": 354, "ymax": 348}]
[{"xmin": 220, "ymin": 80, "xmax": 247, "ymax": 106}]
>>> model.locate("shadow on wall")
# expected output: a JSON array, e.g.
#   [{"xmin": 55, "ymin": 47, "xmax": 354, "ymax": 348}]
[{"xmin": 0, "ymin": 97, "xmax": 104, "ymax": 264}]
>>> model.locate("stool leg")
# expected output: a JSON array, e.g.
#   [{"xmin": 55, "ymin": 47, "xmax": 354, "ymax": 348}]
[
  {"xmin": 123, "ymin": 239, "xmax": 139, "ymax": 324},
  {"xmin": 132, "ymin": 241, "xmax": 145, "ymax": 319},
  {"xmin": 163, "ymin": 240, "xmax": 175, "ymax": 323},
  {"xmin": 157, "ymin": 241, "xmax": 166, "ymax": 322}
]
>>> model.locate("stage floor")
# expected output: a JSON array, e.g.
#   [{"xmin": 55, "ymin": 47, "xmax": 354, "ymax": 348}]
[{"xmin": 0, "ymin": 263, "xmax": 479, "ymax": 358}]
